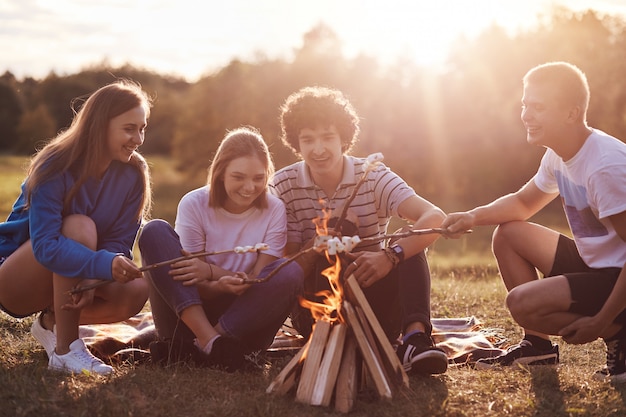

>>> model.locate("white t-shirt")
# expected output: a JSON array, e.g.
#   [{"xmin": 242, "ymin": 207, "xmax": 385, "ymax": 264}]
[
  {"xmin": 174, "ymin": 186, "xmax": 287, "ymax": 274},
  {"xmin": 534, "ymin": 129, "xmax": 626, "ymax": 268}
]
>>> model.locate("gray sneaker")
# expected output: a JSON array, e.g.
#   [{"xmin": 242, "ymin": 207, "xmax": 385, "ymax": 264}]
[{"xmin": 49, "ymin": 339, "xmax": 113, "ymax": 375}]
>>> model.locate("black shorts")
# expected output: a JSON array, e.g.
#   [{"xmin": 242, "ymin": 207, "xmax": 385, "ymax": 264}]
[{"xmin": 550, "ymin": 234, "xmax": 625, "ymax": 325}]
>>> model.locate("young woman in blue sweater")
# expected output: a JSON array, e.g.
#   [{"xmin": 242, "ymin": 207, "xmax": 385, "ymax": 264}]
[{"xmin": 0, "ymin": 80, "xmax": 153, "ymax": 375}]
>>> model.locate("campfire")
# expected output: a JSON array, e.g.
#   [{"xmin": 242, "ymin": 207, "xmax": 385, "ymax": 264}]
[
  {"xmin": 266, "ymin": 204, "xmax": 409, "ymax": 413},
  {"xmin": 67, "ymin": 152, "xmax": 454, "ymax": 413}
]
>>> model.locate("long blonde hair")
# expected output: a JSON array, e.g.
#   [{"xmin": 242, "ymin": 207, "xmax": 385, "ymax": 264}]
[{"xmin": 25, "ymin": 79, "xmax": 153, "ymax": 221}]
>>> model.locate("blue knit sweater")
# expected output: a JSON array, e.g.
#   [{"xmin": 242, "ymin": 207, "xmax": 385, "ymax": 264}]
[{"xmin": 0, "ymin": 161, "xmax": 143, "ymax": 280}]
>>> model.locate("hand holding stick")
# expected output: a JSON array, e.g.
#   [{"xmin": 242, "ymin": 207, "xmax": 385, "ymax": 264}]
[
  {"xmin": 67, "ymin": 244, "xmax": 270, "ymax": 295},
  {"xmin": 243, "ymin": 227, "xmax": 470, "ymax": 284}
]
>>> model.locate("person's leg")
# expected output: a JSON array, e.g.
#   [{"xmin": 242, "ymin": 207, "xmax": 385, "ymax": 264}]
[
  {"xmin": 217, "ymin": 259, "xmax": 304, "ymax": 352},
  {"xmin": 0, "ymin": 242, "xmax": 54, "ymax": 317},
  {"xmin": 506, "ymin": 276, "xmax": 578, "ymax": 334},
  {"xmin": 492, "ymin": 221, "xmax": 560, "ymax": 341},
  {"xmin": 0, "ymin": 239, "xmax": 57, "ymax": 357},
  {"xmin": 392, "ymin": 250, "xmax": 448, "ymax": 374},
  {"xmin": 45, "ymin": 215, "xmax": 113, "ymax": 374},
  {"xmin": 476, "ymin": 223, "xmax": 569, "ymax": 369},
  {"xmin": 508, "ymin": 271, "xmax": 622, "ymax": 338},
  {"xmin": 398, "ymin": 250, "xmax": 432, "ymax": 336},
  {"xmin": 79, "ymin": 279, "xmax": 148, "ymax": 324},
  {"xmin": 138, "ymin": 219, "xmax": 216, "ymax": 346},
  {"xmin": 492, "ymin": 221, "xmax": 560, "ymax": 289}
]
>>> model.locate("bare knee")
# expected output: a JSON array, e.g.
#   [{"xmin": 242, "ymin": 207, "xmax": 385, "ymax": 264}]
[
  {"xmin": 62, "ymin": 215, "xmax": 97, "ymax": 249},
  {"xmin": 492, "ymin": 221, "xmax": 524, "ymax": 256},
  {"xmin": 505, "ymin": 286, "xmax": 533, "ymax": 327}
]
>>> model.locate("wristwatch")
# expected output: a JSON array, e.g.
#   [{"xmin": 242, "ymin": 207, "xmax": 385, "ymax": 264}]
[{"xmin": 389, "ymin": 244, "xmax": 405, "ymax": 263}]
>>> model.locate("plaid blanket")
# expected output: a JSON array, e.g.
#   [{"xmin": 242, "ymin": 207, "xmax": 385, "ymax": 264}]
[{"xmin": 81, "ymin": 313, "xmax": 504, "ymax": 365}]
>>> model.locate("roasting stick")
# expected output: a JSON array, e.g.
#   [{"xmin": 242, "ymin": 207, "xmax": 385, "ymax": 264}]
[
  {"xmin": 333, "ymin": 153, "xmax": 384, "ymax": 233},
  {"xmin": 67, "ymin": 243, "xmax": 270, "ymax": 295},
  {"xmin": 241, "ymin": 227, "xmax": 470, "ymax": 284}
]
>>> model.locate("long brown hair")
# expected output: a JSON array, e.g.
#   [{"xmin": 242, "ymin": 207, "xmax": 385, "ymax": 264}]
[
  {"xmin": 25, "ymin": 79, "xmax": 153, "ymax": 221},
  {"xmin": 207, "ymin": 126, "xmax": 274, "ymax": 209}
]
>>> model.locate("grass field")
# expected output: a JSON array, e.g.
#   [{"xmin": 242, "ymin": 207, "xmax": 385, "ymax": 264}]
[{"xmin": 1, "ymin": 155, "xmax": 624, "ymax": 417}]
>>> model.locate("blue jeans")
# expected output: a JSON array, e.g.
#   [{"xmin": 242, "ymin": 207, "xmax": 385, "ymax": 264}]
[
  {"xmin": 138, "ymin": 219, "xmax": 304, "ymax": 352},
  {"xmin": 292, "ymin": 250, "xmax": 433, "ymax": 341}
]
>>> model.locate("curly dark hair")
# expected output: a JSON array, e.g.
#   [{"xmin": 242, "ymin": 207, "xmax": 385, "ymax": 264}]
[{"xmin": 279, "ymin": 86, "xmax": 360, "ymax": 155}]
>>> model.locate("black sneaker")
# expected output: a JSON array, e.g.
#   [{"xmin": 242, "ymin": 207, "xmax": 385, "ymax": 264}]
[
  {"xmin": 149, "ymin": 339, "xmax": 196, "ymax": 366},
  {"xmin": 195, "ymin": 336, "xmax": 245, "ymax": 373},
  {"xmin": 474, "ymin": 339, "xmax": 559, "ymax": 369},
  {"xmin": 396, "ymin": 332, "xmax": 448, "ymax": 375},
  {"xmin": 594, "ymin": 335, "xmax": 626, "ymax": 383}
]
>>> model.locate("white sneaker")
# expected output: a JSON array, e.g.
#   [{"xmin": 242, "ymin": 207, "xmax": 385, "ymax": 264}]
[
  {"xmin": 31, "ymin": 312, "xmax": 56, "ymax": 358},
  {"xmin": 49, "ymin": 339, "xmax": 113, "ymax": 375}
]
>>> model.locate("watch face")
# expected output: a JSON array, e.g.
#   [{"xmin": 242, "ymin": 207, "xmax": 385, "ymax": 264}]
[{"xmin": 391, "ymin": 244, "xmax": 404, "ymax": 261}]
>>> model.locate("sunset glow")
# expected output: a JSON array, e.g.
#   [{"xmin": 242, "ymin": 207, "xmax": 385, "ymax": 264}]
[{"xmin": 2, "ymin": 0, "xmax": 626, "ymax": 80}]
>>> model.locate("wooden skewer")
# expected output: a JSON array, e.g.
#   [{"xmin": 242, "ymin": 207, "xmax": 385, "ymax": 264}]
[
  {"xmin": 357, "ymin": 227, "xmax": 471, "ymax": 245},
  {"xmin": 243, "ymin": 227, "xmax": 470, "ymax": 284},
  {"xmin": 68, "ymin": 246, "xmax": 268, "ymax": 295}
]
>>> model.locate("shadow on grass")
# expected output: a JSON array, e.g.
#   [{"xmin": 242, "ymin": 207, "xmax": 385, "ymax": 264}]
[
  {"xmin": 612, "ymin": 381, "xmax": 626, "ymax": 408},
  {"xmin": 529, "ymin": 366, "xmax": 567, "ymax": 417}
]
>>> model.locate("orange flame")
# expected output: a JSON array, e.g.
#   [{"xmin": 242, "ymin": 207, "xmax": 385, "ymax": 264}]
[{"xmin": 300, "ymin": 202, "xmax": 344, "ymax": 324}]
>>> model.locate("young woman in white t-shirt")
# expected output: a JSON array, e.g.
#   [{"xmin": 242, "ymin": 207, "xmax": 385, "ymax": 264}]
[{"xmin": 139, "ymin": 126, "xmax": 303, "ymax": 371}]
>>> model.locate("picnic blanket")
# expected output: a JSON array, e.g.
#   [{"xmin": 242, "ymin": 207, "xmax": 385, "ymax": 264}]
[{"xmin": 81, "ymin": 313, "xmax": 505, "ymax": 365}]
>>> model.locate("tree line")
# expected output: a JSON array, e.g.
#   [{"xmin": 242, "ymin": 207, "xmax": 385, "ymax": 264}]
[{"xmin": 1, "ymin": 7, "xmax": 625, "ymax": 214}]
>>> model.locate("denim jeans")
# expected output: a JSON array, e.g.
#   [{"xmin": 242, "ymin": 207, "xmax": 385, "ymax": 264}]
[
  {"xmin": 292, "ymin": 250, "xmax": 433, "ymax": 342},
  {"xmin": 138, "ymin": 219, "xmax": 304, "ymax": 352}
]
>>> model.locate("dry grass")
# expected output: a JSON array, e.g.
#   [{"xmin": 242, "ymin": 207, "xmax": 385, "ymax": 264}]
[
  {"xmin": 2, "ymin": 266, "xmax": 625, "ymax": 417},
  {"xmin": 1, "ymin": 155, "xmax": 626, "ymax": 416}
]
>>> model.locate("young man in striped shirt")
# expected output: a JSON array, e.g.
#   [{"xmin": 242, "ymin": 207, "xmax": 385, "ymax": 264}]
[{"xmin": 269, "ymin": 86, "xmax": 448, "ymax": 375}]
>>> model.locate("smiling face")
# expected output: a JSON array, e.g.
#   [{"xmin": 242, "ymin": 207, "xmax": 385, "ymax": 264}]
[
  {"xmin": 298, "ymin": 124, "xmax": 345, "ymax": 182},
  {"xmin": 222, "ymin": 155, "xmax": 267, "ymax": 214},
  {"xmin": 521, "ymin": 81, "xmax": 571, "ymax": 148},
  {"xmin": 106, "ymin": 105, "xmax": 147, "ymax": 164}
]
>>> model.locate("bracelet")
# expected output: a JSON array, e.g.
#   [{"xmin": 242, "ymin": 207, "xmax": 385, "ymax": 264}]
[
  {"xmin": 382, "ymin": 247, "xmax": 400, "ymax": 268},
  {"xmin": 208, "ymin": 264, "xmax": 214, "ymax": 280}
]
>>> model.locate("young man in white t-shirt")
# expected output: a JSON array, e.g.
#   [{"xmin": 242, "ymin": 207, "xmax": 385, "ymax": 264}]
[{"xmin": 442, "ymin": 62, "xmax": 626, "ymax": 381}]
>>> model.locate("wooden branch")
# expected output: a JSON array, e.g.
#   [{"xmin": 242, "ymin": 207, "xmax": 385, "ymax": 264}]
[
  {"xmin": 333, "ymin": 173, "xmax": 369, "ymax": 233},
  {"xmin": 311, "ymin": 323, "xmax": 347, "ymax": 406},
  {"xmin": 335, "ymin": 334, "xmax": 358, "ymax": 413},
  {"xmin": 342, "ymin": 301, "xmax": 392, "ymax": 400},
  {"xmin": 266, "ymin": 339, "xmax": 310, "ymax": 395},
  {"xmin": 354, "ymin": 304, "xmax": 392, "ymax": 387},
  {"xmin": 241, "ymin": 247, "xmax": 316, "ymax": 284},
  {"xmin": 344, "ymin": 274, "xmax": 409, "ymax": 389},
  {"xmin": 296, "ymin": 319, "xmax": 332, "ymax": 404},
  {"xmin": 68, "ymin": 246, "xmax": 269, "ymax": 295},
  {"xmin": 245, "ymin": 228, "xmax": 467, "ymax": 285},
  {"xmin": 357, "ymin": 227, "xmax": 471, "ymax": 246}
]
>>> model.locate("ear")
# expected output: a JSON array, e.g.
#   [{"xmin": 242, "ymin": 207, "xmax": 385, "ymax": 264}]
[{"xmin": 567, "ymin": 104, "xmax": 583, "ymax": 123}]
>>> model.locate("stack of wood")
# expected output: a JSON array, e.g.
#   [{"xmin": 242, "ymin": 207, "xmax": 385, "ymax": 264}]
[{"xmin": 266, "ymin": 274, "xmax": 409, "ymax": 413}]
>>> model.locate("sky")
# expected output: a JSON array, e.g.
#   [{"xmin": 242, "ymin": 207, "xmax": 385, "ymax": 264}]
[{"xmin": 2, "ymin": 0, "xmax": 626, "ymax": 82}]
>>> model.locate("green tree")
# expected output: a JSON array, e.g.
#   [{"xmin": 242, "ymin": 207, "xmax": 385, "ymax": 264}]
[
  {"xmin": 0, "ymin": 77, "xmax": 22, "ymax": 152},
  {"xmin": 15, "ymin": 104, "xmax": 56, "ymax": 153}
]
